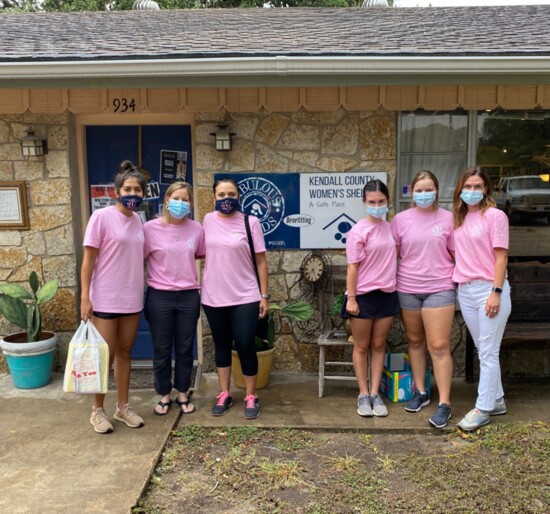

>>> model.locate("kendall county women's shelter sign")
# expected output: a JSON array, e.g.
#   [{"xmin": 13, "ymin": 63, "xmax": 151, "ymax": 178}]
[{"xmin": 215, "ymin": 172, "xmax": 387, "ymax": 249}]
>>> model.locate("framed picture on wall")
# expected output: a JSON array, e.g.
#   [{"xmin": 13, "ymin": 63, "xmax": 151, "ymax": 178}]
[{"xmin": 0, "ymin": 181, "xmax": 30, "ymax": 230}]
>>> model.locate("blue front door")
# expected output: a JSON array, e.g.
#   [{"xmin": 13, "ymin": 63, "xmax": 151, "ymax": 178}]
[{"xmin": 85, "ymin": 124, "xmax": 193, "ymax": 359}]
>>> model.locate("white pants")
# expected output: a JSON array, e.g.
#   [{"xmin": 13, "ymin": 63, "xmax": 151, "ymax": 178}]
[{"xmin": 458, "ymin": 279, "xmax": 511, "ymax": 411}]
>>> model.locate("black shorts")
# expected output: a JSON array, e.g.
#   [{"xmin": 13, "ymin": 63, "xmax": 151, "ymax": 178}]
[
  {"xmin": 92, "ymin": 311, "xmax": 141, "ymax": 320},
  {"xmin": 340, "ymin": 290, "xmax": 400, "ymax": 320}
]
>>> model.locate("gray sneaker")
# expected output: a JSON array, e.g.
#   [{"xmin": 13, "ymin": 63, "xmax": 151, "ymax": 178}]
[
  {"xmin": 429, "ymin": 403, "xmax": 452, "ymax": 428},
  {"xmin": 405, "ymin": 391, "xmax": 430, "ymax": 412},
  {"xmin": 370, "ymin": 394, "xmax": 388, "ymax": 417},
  {"xmin": 489, "ymin": 398, "xmax": 507, "ymax": 416},
  {"xmin": 357, "ymin": 394, "xmax": 373, "ymax": 417},
  {"xmin": 458, "ymin": 408, "xmax": 490, "ymax": 431}
]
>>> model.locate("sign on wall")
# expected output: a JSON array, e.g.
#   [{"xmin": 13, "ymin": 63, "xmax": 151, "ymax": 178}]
[
  {"xmin": 160, "ymin": 150, "xmax": 188, "ymax": 184},
  {"xmin": 214, "ymin": 172, "xmax": 387, "ymax": 249}
]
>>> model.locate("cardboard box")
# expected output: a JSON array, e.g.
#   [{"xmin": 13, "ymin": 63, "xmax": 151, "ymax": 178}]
[
  {"xmin": 384, "ymin": 352, "xmax": 410, "ymax": 372},
  {"xmin": 380, "ymin": 367, "xmax": 431, "ymax": 403}
]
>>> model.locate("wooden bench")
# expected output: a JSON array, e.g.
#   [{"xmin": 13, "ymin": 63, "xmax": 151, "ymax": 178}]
[{"xmin": 465, "ymin": 261, "xmax": 550, "ymax": 383}]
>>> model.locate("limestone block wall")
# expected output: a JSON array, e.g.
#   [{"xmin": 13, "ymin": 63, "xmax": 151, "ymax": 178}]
[
  {"xmin": 0, "ymin": 113, "xmax": 78, "ymax": 371},
  {"xmin": 195, "ymin": 108, "xmax": 399, "ymax": 374}
]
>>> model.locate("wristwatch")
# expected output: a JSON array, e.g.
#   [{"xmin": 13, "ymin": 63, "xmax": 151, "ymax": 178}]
[
  {"xmin": 491, "ymin": 287, "xmax": 503, "ymax": 294},
  {"xmin": 261, "ymin": 293, "xmax": 270, "ymax": 300}
]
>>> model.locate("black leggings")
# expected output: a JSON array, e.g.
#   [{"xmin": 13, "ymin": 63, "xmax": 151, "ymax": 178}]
[{"xmin": 202, "ymin": 301, "xmax": 259, "ymax": 376}]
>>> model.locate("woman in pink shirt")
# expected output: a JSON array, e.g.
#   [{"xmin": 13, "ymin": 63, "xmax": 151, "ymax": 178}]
[
  {"xmin": 342, "ymin": 179, "xmax": 399, "ymax": 418},
  {"xmin": 452, "ymin": 166, "xmax": 511, "ymax": 431},
  {"xmin": 81, "ymin": 160, "xmax": 146, "ymax": 434},
  {"xmin": 143, "ymin": 182, "xmax": 205, "ymax": 416},
  {"xmin": 391, "ymin": 170, "xmax": 455, "ymax": 428},
  {"xmin": 201, "ymin": 178, "xmax": 269, "ymax": 420}
]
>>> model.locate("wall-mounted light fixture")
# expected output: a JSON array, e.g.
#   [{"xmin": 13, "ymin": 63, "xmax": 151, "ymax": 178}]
[
  {"xmin": 20, "ymin": 127, "xmax": 47, "ymax": 157},
  {"xmin": 210, "ymin": 124, "xmax": 235, "ymax": 151}
]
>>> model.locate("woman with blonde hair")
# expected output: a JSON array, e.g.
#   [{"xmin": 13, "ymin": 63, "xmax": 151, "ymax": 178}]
[
  {"xmin": 452, "ymin": 166, "xmax": 511, "ymax": 431},
  {"xmin": 391, "ymin": 170, "xmax": 455, "ymax": 428},
  {"xmin": 144, "ymin": 181, "xmax": 205, "ymax": 415}
]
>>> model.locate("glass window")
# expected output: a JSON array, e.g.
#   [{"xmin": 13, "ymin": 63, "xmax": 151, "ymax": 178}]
[{"xmin": 398, "ymin": 112, "xmax": 468, "ymax": 211}]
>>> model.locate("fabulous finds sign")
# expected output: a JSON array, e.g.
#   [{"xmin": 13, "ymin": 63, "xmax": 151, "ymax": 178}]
[{"xmin": 214, "ymin": 172, "xmax": 387, "ymax": 249}]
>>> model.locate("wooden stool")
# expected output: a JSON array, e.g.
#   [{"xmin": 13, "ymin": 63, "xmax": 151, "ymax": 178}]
[{"xmin": 317, "ymin": 330, "xmax": 356, "ymax": 398}]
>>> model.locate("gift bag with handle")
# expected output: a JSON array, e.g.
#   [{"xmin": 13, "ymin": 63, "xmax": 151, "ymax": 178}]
[{"xmin": 63, "ymin": 320, "xmax": 109, "ymax": 394}]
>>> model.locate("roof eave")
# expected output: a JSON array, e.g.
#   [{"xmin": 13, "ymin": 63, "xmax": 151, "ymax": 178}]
[{"xmin": 2, "ymin": 56, "xmax": 550, "ymax": 88}]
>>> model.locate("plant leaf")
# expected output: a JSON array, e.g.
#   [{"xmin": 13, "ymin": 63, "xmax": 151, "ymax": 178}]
[
  {"xmin": 28, "ymin": 305, "xmax": 40, "ymax": 342},
  {"xmin": 29, "ymin": 271, "xmax": 39, "ymax": 295},
  {"xmin": 0, "ymin": 283, "xmax": 33, "ymax": 300},
  {"xmin": 0, "ymin": 294, "xmax": 28, "ymax": 330},
  {"xmin": 280, "ymin": 301, "xmax": 314, "ymax": 321},
  {"xmin": 36, "ymin": 280, "xmax": 59, "ymax": 305}
]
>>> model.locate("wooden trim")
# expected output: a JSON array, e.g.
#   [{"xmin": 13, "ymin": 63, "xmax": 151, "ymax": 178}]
[{"xmin": 4, "ymin": 85, "xmax": 550, "ymax": 114}]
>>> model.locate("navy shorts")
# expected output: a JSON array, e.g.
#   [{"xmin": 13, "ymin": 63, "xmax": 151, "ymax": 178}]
[
  {"xmin": 92, "ymin": 311, "xmax": 141, "ymax": 320},
  {"xmin": 340, "ymin": 290, "xmax": 400, "ymax": 320}
]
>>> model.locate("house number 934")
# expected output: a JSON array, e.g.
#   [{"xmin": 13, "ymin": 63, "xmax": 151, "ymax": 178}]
[{"xmin": 113, "ymin": 98, "xmax": 136, "ymax": 113}]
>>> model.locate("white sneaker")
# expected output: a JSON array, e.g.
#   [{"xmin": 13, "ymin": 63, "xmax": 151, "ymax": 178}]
[{"xmin": 458, "ymin": 408, "xmax": 490, "ymax": 431}]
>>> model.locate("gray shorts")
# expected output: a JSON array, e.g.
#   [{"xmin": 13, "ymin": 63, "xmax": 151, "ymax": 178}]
[{"xmin": 397, "ymin": 289, "xmax": 456, "ymax": 311}]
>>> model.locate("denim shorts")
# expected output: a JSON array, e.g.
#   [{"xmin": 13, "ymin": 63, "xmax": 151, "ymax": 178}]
[{"xmin": 397, "ymin": 289, "xmax": 456, "ymax": 311}]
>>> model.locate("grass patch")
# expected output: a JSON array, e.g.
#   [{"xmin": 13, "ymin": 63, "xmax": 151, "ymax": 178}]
[{"xmin": 137, "ymin": 423, "xmax": 549, "ymax": 514}]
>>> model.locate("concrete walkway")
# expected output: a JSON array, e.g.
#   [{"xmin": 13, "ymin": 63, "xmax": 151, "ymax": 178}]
[{"xmin": 0, "ymin": 372, "xmax": 549, "ymax": 513}]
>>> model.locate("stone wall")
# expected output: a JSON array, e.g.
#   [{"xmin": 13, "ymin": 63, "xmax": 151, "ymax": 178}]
[
  {"xmin": 0, "ymin": 113, "xmax": 78, "ymax": 371},
  {"xmin": 195, "ymin": 108, "xmax": 395, "ymax": 373}
]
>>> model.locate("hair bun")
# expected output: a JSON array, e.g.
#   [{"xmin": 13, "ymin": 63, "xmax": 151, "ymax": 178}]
[{"xmin": 118, "ymin": 160, "xmax": 136, "ymax": 174}]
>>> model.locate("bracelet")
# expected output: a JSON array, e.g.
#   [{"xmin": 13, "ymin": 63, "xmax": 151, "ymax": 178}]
[{"xmin": 348, "ymin": 295, "xmax": 357, "ymax": 298}]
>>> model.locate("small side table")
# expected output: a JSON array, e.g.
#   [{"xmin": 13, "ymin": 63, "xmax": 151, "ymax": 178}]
[{"xmin": 317, "ymin": 330, "xmax": 356, "ymax": 398}]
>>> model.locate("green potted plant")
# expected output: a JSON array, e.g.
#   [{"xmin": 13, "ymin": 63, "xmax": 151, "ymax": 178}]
[
  {"xmin": 332, "ymin": 292, "xmax": 352, "ymax": 335},
  {"xmin": 0, "ymin": 271, "xmax": 59, "ymax": 389},
  {"xmin": 231, "ymin": 300, "xmax": 314, "ymax": 389}
]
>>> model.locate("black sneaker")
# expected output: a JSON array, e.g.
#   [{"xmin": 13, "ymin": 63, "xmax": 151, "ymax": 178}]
[
  {"xmin": 405, "ymin": 391, "xmax": 430, "ymax": 412},
  {"xmin": 211, "ymin": 391, "xmax": 233, "ymax": 416},
  {"xmin": 244, "ymin": 394, "xmax": 260, "ymax": 420},
  {"xmin": 429, "ymin": 403, "xmax": 452, "ymax": 428}
]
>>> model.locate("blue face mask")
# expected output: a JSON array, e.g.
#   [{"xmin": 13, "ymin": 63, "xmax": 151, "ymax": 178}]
[
  {"xmin": 167, "ymin": 199, "xmax": 190, "ymax": 219},
  {"xmin": 215, "ymin": 197, "xmax": 240, "ymax": 215},
  {"xmin": 460, "ymin": 190, "xmax": 484, "ymax": 206},
  {"xmin": 120, "ymin": 195, "xmax": 143, "ymax": 212},
  {"xmin": 365, "ymin": 204, "xmax": 388, "ymax": 219},
  {"xmin": 413, "ymin": 191, "xmax": 436, "ymax": 209}
]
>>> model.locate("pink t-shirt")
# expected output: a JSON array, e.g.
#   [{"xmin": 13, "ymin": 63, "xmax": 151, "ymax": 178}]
[
  {"xmin": 143, "ymin": 217, "xmax": 205, "ymax": 291},
  {"xmin": 201, "ymin": 211, "xmax": 266, "ymax": 307},
  {"xmin": 83, "ymin": 206, "xmax": 144, "ymax": 313},
  {"xmin": 452, "ymin": 207, "xmax": 509, "ymax": 284},
  {"xmin": 391, "ymin": 207, "xmax": 455, "ymax": 294},
  {"xmin": 346, "ymin": 218, "xmax": 397, "ymax": 294}
]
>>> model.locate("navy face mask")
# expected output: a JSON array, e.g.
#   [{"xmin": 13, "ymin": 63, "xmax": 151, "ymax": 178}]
[
  {"xmin": 215, "ymin": 197, "xmax": 240, "ymax": 215},
  {"xmin": 120, "ymin": 194, "xmax": 143, "ymax": 212}
]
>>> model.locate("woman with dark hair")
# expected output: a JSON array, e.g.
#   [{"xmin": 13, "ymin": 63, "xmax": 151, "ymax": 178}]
[
  {"xmin": 342, "ymin": 179, "xmax": 399, "ymax": 418},
  {"xmin": 144, "ymin": 181, "xmax": 205, "ymax": 416},
  {"xmin": 81, "ymin": 160, "xmax": 147, "ymax": 434},
  {"xmin": 452, "ymin": 166, "xmax": 511, "ymax": 431},
  {"xmin": 391, "ymin": 170, "xmax": 455, "ymax": 428},
  {"xmin": 201, "ymin": 177, "xmax": 269, "ymax": 420}
]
